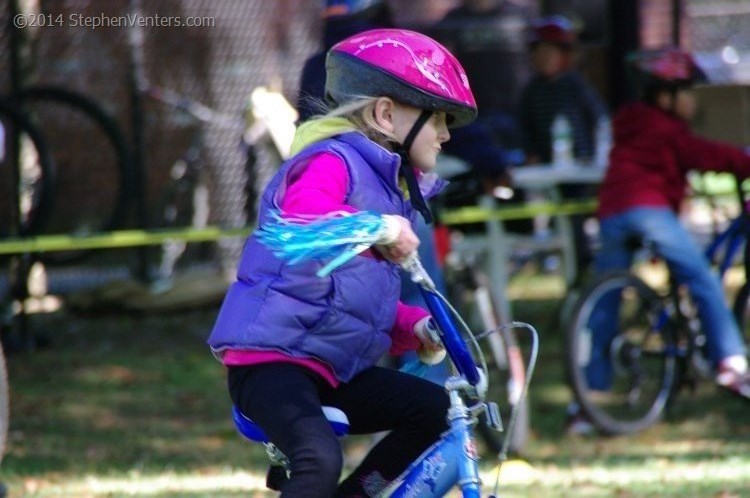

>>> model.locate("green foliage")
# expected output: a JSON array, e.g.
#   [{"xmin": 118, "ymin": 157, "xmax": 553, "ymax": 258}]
[{"xmin": 2, "ymin": 283, "xmax": 750, "ymax": 497}]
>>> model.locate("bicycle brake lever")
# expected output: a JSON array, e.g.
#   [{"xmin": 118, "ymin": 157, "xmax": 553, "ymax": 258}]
[
  {"xmin": 424, "ymin": 318, "xmax": 442, "ymax": 345},
  {"xmin": 484, "ymin": 402, "xmax": 503, "ymax": 432}
]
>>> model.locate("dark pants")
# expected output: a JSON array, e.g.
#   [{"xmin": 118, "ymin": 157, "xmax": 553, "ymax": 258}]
[{"xmin": 228, "ymin": 363, "xmax": 450, "ymax": 498}]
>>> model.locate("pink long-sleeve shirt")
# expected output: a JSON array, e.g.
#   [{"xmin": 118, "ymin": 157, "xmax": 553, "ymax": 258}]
[{"xmin": 223, "ymin": 152, "xmax": 428, "ymax": 386}]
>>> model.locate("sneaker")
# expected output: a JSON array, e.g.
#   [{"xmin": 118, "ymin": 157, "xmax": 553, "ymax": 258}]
[
  {"xmin": 716, "ymin": 366, "xmax": 750, "ymax": 400},
  {"xmin": 564, "ymin": 403, "xmax": 595, "ymax": 436}
]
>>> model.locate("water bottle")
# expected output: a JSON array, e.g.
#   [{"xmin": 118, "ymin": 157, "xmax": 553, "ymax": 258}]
[
  {"xmin": 593, "ymin": 117, "xmax": 612, "ymax": 169},
  {"xmin": 551, "ymin": 114, "xmax": 573, "ymax": 168}
]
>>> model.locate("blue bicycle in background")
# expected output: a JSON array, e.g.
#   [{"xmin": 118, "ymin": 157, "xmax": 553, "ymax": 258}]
[
  {"xmin": 566, "ymin": 174, "xmax": 750, "ymax": 435},
  {"xmin": 231, "ymin": 212, "xmax": 539, "ymax": 497}
]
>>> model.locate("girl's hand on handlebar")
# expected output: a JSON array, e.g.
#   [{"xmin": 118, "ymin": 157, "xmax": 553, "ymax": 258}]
[
  {"xmin": 414, "ymin": 317, "xmax": 446, "ymax": 365},
  {"xmin": 375, "ymin": 215, "xmax": 420, "ymax": 263}
]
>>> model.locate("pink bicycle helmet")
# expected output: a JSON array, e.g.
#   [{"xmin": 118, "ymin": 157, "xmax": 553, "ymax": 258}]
[
  {"xmin": 628, "ymin": 47, "xmax": 707, "ymax": 84},
  {"xmin": 325, "ymin": 28, "xmax": 477, "ymax": 127}
]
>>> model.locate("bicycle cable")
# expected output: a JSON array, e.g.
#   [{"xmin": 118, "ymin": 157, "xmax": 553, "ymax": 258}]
[{"xmin": 476, "ymin": 322, "xmax": 539, "ymax": 497}]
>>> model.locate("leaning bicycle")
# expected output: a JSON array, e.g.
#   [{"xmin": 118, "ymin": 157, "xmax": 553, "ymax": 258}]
[
  {"xmin": 443, "ymin": 230, "xmax": 531, "ymax": 455},
  {"xmin": 3, "ymin": 86, "xmax": 135, "ymax": 264}
]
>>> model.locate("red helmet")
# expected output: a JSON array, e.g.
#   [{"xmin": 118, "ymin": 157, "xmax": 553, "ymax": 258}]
[
  {"xmin": 325, "ymin": 28, "xmax": 477, "ymax": 127},
  {"xmin": 528, "ymin": 15, "xmax": 576, "ymax": 48},
  {"xmin": 323, "ymin": 0, "xmax": 384, "ymax": 19},
  {"xmin": 628, "ymin": 47, "xmax": 707, "ymax": 84}
]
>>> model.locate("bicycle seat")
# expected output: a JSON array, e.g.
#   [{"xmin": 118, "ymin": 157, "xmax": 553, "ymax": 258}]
[{"xmin": 232, "ymin": 405, "xmax": 350, "ymax": 443}]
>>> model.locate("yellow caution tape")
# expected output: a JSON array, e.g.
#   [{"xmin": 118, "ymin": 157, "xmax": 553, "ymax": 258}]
[
  {"xmin": 0, "ymin": 199, "xmax": 598, "ymax": 255},
  {"xmin": 0, "ymin": 226, "xmax": 252, "ymax": 255},
  {"xmin": 440, "ymin": 199, "xmax": 597, "ymax": 225}
]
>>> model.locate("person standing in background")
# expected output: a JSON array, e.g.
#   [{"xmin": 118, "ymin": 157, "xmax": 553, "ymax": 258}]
[
  {"xmin": 518, "ymin": 15, "xmax": 608, "ymax": 165},
  {"xmin": 517, "ymin": 15, "xmax": 608, "ymax": 274}
]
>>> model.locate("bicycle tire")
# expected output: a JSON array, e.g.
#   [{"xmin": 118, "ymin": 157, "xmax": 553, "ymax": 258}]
[
  {"xmin": 477, "ymin": 320, "xmax": 530, "ymax": 456},
  {"xmin": 9, "ymin": 86, "xmax": 135, "ymax": 264},
  {"xmin": 445, "ymin": 264, "xmax": 530, "ymax": 455},
  {"xmin": 0, "ymin": 340, "xmax": 8, "ymax": 466},
  {"xmin": 565, "ymin": 271, "xmax": 678, "ymax": 435},
  {"xmin": 0, "ymin": 99, "xmax": 56, "ymax": 239},
  {"xmin": 732, "ymin": 281, "xmax": 750, "ymax": 344}
]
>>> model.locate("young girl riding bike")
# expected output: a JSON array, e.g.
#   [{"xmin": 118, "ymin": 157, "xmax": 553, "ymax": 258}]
[
  {"xmin": 569, "ymin": 48, "xmax": 750, "ymax": 433},
  {"xmin": 208, "ymin": 29, "xmax": 478, "ymax": 497}
]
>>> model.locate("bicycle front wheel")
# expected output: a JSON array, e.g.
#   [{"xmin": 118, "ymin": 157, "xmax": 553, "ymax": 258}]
[
  {"xmin": 10, "ymin": 86, "xmax": 135, "ymax": 264},
  {"xmin": 565, "ymin": 271, "xmax": 678, "ymax": 435}
]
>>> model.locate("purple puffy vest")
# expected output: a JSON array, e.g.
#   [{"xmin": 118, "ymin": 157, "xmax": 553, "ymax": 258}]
[{"xmin": 208, "ymin": 132, "xmax": 442, "ymax": 382}]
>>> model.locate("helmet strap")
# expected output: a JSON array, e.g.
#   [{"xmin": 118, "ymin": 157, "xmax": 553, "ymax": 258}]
[{"xmin": 394, "ymin": 110, "xmax": 433, "ymax": 224}]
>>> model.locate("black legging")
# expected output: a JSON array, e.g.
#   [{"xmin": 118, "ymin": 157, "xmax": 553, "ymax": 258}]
[{"xmin": 228, "ymin": 362, "xmax": 450, "ymax": 497}]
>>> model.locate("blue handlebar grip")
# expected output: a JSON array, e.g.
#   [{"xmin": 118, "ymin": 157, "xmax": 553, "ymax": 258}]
[{"xmin": 419, "ymin": 287, "xmax": 481, "ymax": 386}]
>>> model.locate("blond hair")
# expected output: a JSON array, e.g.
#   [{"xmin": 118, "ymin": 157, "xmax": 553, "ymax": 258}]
[{"xmin": 317, "ymin": 96, "xmax": 399, "ymax": 148}]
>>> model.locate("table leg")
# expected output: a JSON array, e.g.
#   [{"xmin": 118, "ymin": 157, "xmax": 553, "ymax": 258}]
[
  {"xmin": 480, "ymin": 196, "xmax": 513, "ymax": 322},
  {"xmin": 549, "ymin": 188, "xmax": 578, "ymax": 288}
]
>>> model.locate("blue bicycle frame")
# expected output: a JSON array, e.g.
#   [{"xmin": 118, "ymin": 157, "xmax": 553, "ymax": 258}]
[
  {"xmin": 704, "ymin": 210, "xmax": 749, "ymax": 280},
  {"xmin": 375, "ymin": 253, "xmax": 524, "ymax": 498},
  {"xmin": 378, "ymin": 283, "xmax": 485, "ymax": 497},
  {"xmin": 379, "ymin": 390, "xmax": 482, "ymax": 497}
]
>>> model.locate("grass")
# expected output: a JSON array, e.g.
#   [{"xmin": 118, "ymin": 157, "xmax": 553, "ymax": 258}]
[{"xmin": 2, "ymin": 270, "xmax": 750, "ymax": 497}]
